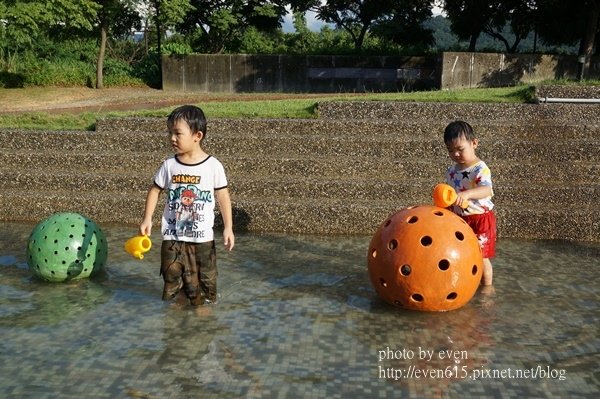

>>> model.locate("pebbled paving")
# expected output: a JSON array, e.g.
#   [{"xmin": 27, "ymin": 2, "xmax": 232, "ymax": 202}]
[{"xmin": 1, "ymin": 101, "xmax": 598, "ymax": 241}]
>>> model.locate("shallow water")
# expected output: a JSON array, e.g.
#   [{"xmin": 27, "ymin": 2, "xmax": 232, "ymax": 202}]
[{"xmin": 0, "ymin": 222, "xmax": 598, "ymax": 399}]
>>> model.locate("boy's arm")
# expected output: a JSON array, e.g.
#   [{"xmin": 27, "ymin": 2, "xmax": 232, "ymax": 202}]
[
  {"xmin": 455, "ymin": 163, "xmax": 494, "ymax": 207},
  {"xmin": 140, "ymin": 185, "xmax": 162, "ymax": 236},
  {"xmin": 215, "ymin": 187, "xmax": 235, "ymax": 251},
  {"xmin": 456, "ymin": 185, "xmax": 493, "ymax": 207}
]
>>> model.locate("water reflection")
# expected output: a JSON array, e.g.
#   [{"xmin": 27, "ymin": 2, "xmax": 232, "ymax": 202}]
[{"xmin": 0, "ymin": 222, "xmax": 598, "ymax": 398}]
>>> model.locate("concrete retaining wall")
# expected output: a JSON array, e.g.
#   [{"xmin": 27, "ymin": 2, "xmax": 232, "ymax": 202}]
[
  {"xmin": 439, "ymin": 52, "xmax": 598, "ymax": 89},
  {"xmin": 162, "ymin": 54, "xmax": 439, "ymax": 93},
  {"xmin": 162, "ymin": 52, "xmax": 600, "ymax": 93}
]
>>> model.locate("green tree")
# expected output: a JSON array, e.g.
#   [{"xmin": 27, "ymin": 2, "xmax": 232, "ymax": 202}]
[
  {"xmin": 479, "ymin": 0, "xmax": 536, "ymax": 53},
  {"xmin": 127, "ymin": 0, "xmax": 193, "ymax": 88},
  {"xmin": 536, "ymin": 0, "xmax": 599, "ymax": 77},
  {"xmin": 443, "ymin": 0, "xmax": 498, "ymax": 51},
  {"xmin": 176, "ymin": 0, "xmax": 288, "ymax": 53},
  {"xmin": 443, "ymin": 0, "xmax": 596, "ymax": 55},
  {"xmin": 370, "ymin": 0, "xmax": 434, "ymax": 51},
  {"xmin": 94, "ymin": 1, "xmax": 142, "ymax": 89},
  {"xmin": 285, "ymin": 11, "xmax": 319, "ymax": 54},
  {"xmin": 148, "ymin": 0, "xmax": 192, "ymax": 59},
  {"xmin": 0, "ymin": 0, "xmax": 98, "ymax": 67},
  {"xmin": 289, "ymin": 0, "xmax": 432, "ymax": 51}
]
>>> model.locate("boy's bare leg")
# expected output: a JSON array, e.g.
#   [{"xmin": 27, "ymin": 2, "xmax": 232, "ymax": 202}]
[{"xmin": 482, "ymin": 258, "xmax": 493, "ymax": 286}]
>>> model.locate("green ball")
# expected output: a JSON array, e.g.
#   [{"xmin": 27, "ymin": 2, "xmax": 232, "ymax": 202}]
[{"xmin": 26, "ymin": 212, "xmax": 108, "ymax": 282}]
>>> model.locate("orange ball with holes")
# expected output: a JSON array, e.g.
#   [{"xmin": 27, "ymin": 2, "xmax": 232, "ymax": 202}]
[{"xmin": 368, "ymin": 205, "xmax": 483, "ymax": 311}]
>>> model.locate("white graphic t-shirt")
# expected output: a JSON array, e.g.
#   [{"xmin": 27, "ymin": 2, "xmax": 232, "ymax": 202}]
[
  {"xmin": 153, "ymin": 155, "xmax": 228, "ymax": 243},
  {"xmin": 445, "ymin": 160, "xmax": 494, "ymax": 216}
]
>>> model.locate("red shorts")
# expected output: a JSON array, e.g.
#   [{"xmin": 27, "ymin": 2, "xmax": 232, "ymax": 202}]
[{"xmin": 462, "ymin": 211, "xmax": 496, "ymax": 258}]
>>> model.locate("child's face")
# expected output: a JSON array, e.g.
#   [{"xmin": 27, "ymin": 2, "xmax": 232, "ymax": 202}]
[
  {"xmin": 445, "ymin": 135, "xmax": 479, "ymax": 167},
  {"xmin": 168, "ymin": 119, "xmax": 202, "ymax": 155}
]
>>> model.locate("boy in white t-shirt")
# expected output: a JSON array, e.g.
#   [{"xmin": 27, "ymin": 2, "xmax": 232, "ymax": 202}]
[
  {"xmin": 140, "ymin": 105, "xmax": 234, "ymax": 306},
  {"xmin": 443, "ymin": 120, "xmax": 496, "ymax": 286}
]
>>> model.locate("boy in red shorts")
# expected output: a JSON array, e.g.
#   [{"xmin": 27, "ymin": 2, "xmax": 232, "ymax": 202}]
[{"xmin": 443, "ymin": 120, "xmax": 496, "ymax": 286}]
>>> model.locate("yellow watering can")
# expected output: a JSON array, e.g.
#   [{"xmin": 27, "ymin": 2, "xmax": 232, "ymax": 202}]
[{"xmin": 124, "ymin": 235, "xmax": 152, "ymax": 259}]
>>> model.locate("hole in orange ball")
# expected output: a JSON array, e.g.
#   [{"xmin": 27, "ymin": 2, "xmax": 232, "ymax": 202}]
[
  {"xmin": 455, "ymin": 231, "xmax": 464, "ymax": 241},
  {"xmin": 407, "ymin": 216, "xmax": 418, "ymax": 224},
  {"xmin": 438, "ymin": 259, "xmax": 450, "ymax": 271},
  {"xmin": 379, "ymin": 278, "xmax": 387, "ymax": 288},
  {"xmin": 384, "ymin": 219, "xmax": 391, "ymax": 227},
  {"xmin": 400, "ymin": 264, "xmax": 411, "ymax": 276},
  {"xmin": 388, "ymin": 239, "xmax": 398, "ymax": 250},
  {"xmin": 411, "ymin": 293, "xmax": 423, "ymax": 302},
  {"xmin": 420, "ymin": 236, "xmax": 432, "ymax": 246},
  {"xmin": 472, "ymin": 265, "xmax": 478, "ymax": 275},
  {"xmin": 446, "ymin": 292, "xmax": 458, "ymax": 300},
  {"xmin": 433, "ymin": 211, "xmax": 444, "ymax": 216}
]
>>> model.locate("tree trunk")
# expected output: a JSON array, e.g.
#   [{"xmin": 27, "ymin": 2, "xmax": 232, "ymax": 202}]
[
  {"xmin": 96, "ymin": 22, "xmax": 108, "ymax": 89},
  {"xmin": 468, "ymin": 32, "xmax": 479, "ymax": 52},
  {"xmin": 578, "ymin": 0, "xmax": 600, "ymax": 79},
  {"xmin": 154, "ymin": 0, "xmax": 163, "ymax": 89}
]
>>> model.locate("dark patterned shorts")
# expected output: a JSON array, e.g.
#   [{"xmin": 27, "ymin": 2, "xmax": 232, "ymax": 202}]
[{"xmin": 160, "ymin": 240, "xmax": 217, "ymax": 306}]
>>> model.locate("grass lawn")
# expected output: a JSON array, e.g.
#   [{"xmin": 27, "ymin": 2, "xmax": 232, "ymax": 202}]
[{"xmin": 0, "ymin": 85, "xmax": 538, "ymax": 131}]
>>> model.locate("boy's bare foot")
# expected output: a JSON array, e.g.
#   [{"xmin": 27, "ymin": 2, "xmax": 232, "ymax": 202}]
[
  {"xmin": 168, "ymin": 290, "xmax": 188, "ymax": 309},
  {"xmin": 480, "ymin": 285, "xmax": 495, "ymax": 295},
  {"xmin": 194, "ymin": 306, "xmax": 214, "ymax": 317},
  {"xmin": 479, "ymin": 285, "xmax": 495, "ymax": 308}
]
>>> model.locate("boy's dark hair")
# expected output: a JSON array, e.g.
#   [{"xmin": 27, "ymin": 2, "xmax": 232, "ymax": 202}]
[
  {"xmin": 444, "ymin": 120, "xmax": 475, "ymax": 143},
  {"xmin": 167, "ymin": 105, "xmax": 207, "ymax": 138}
]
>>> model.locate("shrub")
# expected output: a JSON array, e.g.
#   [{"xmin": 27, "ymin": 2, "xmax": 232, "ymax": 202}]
[
  {"xmin": 0, "ymin": 71, "xmax": 26, "ymax": 88},
  {"xmin": 132, "ymin": 52, "xmax": 161, "ymax": 88},
  {"xmin": 21, "ymin": 59, "xmax": 93, "ymax": 86}
]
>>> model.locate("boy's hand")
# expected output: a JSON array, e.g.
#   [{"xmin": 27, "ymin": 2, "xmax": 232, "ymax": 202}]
[
  {"xmin": 455, "ymin": 194, "xmax": 469, "ymax": 209},
  {"xmin": 139, "ymin": 219, "xmax": 152, "ymax": 236},
  {"xmin": 223, "ymin": 227, "xmax": 235, "ymax": 251},
  {"xmin": 455, "ymin": 185, "xmax": 492, "ymax": 209}
]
